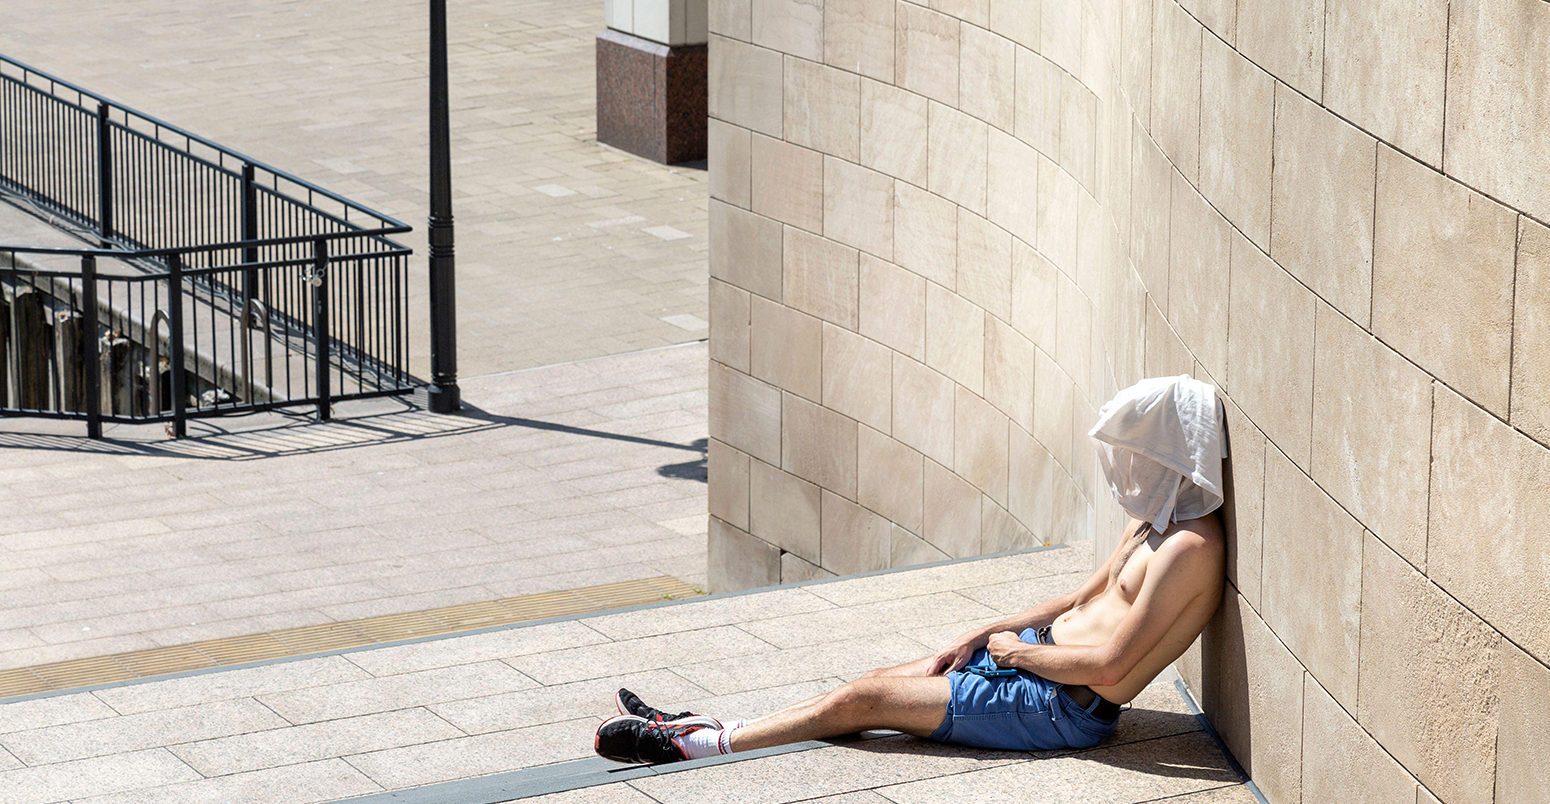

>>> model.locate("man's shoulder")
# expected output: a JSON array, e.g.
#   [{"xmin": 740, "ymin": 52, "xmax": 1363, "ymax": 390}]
[{"xmin": 1156, "ymin": 516, "xmax": 1226, "ymax": 569}]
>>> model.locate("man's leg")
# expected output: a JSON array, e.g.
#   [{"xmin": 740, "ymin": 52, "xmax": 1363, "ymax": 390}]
[{"xmin": 728, "ymin": 675, "xmax": 950, "ymax": 751}]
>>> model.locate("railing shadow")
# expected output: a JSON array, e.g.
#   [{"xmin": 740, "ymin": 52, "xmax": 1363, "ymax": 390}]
[{"xmin": 0, "ymin": 397, "xmax": 709, "ymax": 470}]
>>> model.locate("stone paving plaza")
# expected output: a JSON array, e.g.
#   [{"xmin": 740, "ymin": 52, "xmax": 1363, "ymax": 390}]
[
  {"xmin": 0, "ymin": 546, "xmax": 1256, "ymax": 803},
  {"xmin": 0, "ymin": 0, "xmax": 1254, "ymax": 801}
]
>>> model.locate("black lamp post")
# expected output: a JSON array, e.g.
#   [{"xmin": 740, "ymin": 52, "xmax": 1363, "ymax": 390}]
[{"xmin": 427, "ymin": 0, "xmax": 460, "ymax": 412}]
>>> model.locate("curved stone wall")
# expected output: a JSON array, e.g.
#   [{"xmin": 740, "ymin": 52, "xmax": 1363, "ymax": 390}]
[{"xmin": 705, "ymin": 1, "xmax": 1550, "ymax": 801}]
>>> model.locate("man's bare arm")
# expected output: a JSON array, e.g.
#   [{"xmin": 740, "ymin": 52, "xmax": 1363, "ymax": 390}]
[
  {"xmin": 986, "ymin": 529, "xmax": 1216, "ymax": 686},
  {"xmin": 926, "ymin": 534, "xmax": 1133, "ymax": 674}
]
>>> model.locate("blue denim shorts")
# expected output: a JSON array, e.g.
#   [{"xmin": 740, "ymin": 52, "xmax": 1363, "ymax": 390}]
[{"xmin": 927, "ymin": 627, "xmax": 1119, "ymax": 751}]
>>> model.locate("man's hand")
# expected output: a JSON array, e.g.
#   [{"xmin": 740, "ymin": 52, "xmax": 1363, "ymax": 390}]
[
  {"xmin": 986, "ymin": 630, "xmax": 1031, "ymax": 668},
  {"xmin": 926, "ymin": 641, "xmax": 977, "ymax": 675}
]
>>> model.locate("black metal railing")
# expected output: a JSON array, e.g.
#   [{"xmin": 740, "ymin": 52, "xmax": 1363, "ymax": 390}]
[{"xmin": 0, "ymin": 54, "xmax": 414, "ymax": 438}]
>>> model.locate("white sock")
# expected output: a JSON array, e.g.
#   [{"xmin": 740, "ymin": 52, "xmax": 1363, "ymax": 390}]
[{"xmin": 673, "ymin": 727, "xmax": 729, "ymax": 759}]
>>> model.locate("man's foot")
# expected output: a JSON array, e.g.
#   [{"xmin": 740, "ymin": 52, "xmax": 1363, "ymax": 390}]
[
  {"xmin": 616, "ymin": 688, "xmax": 714, "ymax": 725},
  {"xmin": 594, "ymin": 713, "xmax": 723, "ymax": 764}
]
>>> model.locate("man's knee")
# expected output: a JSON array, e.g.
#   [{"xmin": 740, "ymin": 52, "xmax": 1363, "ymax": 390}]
[{"xmin": 820, "ymin": 681, "xmax": 875, "ymax": 717}]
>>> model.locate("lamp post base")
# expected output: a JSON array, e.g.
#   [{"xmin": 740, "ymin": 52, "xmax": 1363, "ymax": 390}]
[{"xmin": 426, "ymin": 382, "xmax": 461, "ymax": 413}]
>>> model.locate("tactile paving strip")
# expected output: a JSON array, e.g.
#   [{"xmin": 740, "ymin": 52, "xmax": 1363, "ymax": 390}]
[{"xmin": 0, "ymin": 575, "xmax": 700, "ymax": 699}]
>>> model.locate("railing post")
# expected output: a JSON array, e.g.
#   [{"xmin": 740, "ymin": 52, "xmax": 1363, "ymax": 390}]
[
  {"xmin": 312, "ymin": 238, "xmax": 330, "ymax": 422},
  {"xmin": 80, "ymin": 255, "xmax": 102, "ymax": 439},
  {"xmin": 166, "ymin": 254, "xmax": 187, "ymax": 438},
  {"xmin": 241, "ymin": 162, "xmax": 258, "ymax": 301},
  {"xmin": 96, "ymin": 101, "xmax": 113, "ymax": 246}
]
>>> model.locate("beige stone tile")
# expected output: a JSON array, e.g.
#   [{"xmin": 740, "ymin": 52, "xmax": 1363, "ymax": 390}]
[
  {"xmin": 923, "ymin": 459, "xmax": 982, "ymax": 558},
  {"xmin": 751, "ymin": 134, "xmax": 824, "ymax": 233},
  {"xmin": 956, "ymin": 209, "xmax": 1013, "ymax": 321},
  {"xmin": 1324, "ymin": 0, "xmax": 1448, "ymax": 167},
  {"xmin": 1144, "ymin": 297, "xmax": 1193, "ymax": 380},
  {"xmin": 710, "ymin": 361, "xmax": 783, "ymax": 464},
  {"xmin": 989, "ymin": 0, "xmax": 1039, "ymax": 49},
  {"xmin": 1167, "ymin": 174, "xmax": 1230, "ymax": 383},
  {"xmin": 1260, "ymin": 449, "xmax": 1362, "ymax": 708},
  {"xmin": 895, "ymin": 2, "xmax": 960, "ymax": 106},
  {"xmin": 959, "ymin": 23, "xmax": 1015, "ymax": 131},
  {"xmin": 677, "ymin": 633, "xmax": 926, "ymax": 693},
  {"xmin": 1058, "ymin": 72, "xmax": 1098, "ymax": 193},
  {"xmin": 4, "ymin": 699, "xmax": 286, "ymax": 766},
  {"xmin": 1219, "ymin": 398, "xmax": 1264, "ymax": 606},
  {"xmin": 708, "ymin": 118, "xmax": 752, "ymax": 207},
  {"xmin": 89, "ymin": 656, "xmax": 369, "ymax": 715},
  {"xmin": 1270, "ymin": 83, "xmax": 1377, "ymax": 325},
  {"xmin": 257, "ymin": 662, "xmax": 536, "ymax": 725},
  {"xmin": 0, "ymin": 749, "xmax": 202, "ymax": 803},
  {"xmin": 344, "ymin": 718, "xmax": 596, "ymax": 788},
  {"xmin": 710, "ymin": 35, "xmax": 784, "ymax": 136},
  {"xmin": 709, "ymin": 438, "xmax": 751, "ymax": 530},
  {"xmin": 1226, "ymin": 230, "xmax": 1313, "ymax": 469},
  {"xmin": 1301, "ymin": 676, "xmax": 1418, "ymax": 804},
  {"xmin": 1199, "ymin": 33, "xmax": 1273, "ymax": 250},
  {"xmin": 750, "ymin": 294, "xmax": 823, "ymax": 401},
  {"xmin": 1008, "ymin": 425, "xmax": 1057, "ymax": 542},
  {"xmin": 1419, "ymin": 787, "xmax": 1444, "ymax": 804},
  {"xmin": 858, "ymin": 425, "xmax": 924, "ymax": 533},
  {"xmin": 1121, "ymin": 0, "xmax": 1154, "ymax": 123},
  {"xmin": 584, "ymin": 587, "xmax": 831, "ymax": 641},
  {"xmin": 822, "ymin": 323, "xmax": 892, "ymax": 433},
  {"xmin": 893, "ymin": 181, "xmax": 959, "ymax": 288},
  {"xmin": 819, "ymin": 491, "xmax": 892, "ymax": 575},
  {"xmin": 1195, "ymin": 593, "xmax": 1305, "ymax": 804},
  {"xmin": 824, "ymin": 0, "xmax": 894, "ymax": 81},
  {"xmin": 1039, "ymin": 0, "xmax": 1082, "ymax": 76},
  {"xmin": 784, "ymin": 226, "xmax": 861, "ymax": 329},
  {"xmin": 1011, "ymin": 239, "xmax": 1058, "ymax": 352},
  {"xmin": 1037, "ymin": 153, "xmax": 1080, "ymax": 276},
  {"xmin": 1033, "ymin": 348, "xmax": 1075, "ymax": 474},
  {"xmin": 711, "ymin": 0, "xmax": 753, "ymax": 39},
  {"xmin": 1054, "ymin": 271, "xmax": 1091, "ymax": 393},
  {"xmin": 1310, "ymin": 303, "xmax": 1431, "ymax": 566},
  {"xmin": 82, "ymin": 758, "xmax": 379, "ymax": 804},
  {"xmin": 925, "ymin": 283, "xmax": 985, "ymax": 394},
  {"xmin": 749, "ymin": 457, "xmax": 822, "ymax": 564},
  {"xmin": 1014, "ymin": 46, "xmax": 1062, "ymax": 157},
  {"xmin": 889, "ymin": 524, "xmax": 950, "ymax": 568},
  {"xmin": 751, "ymin": 0, "xmax": 823, "ymax": 60},
  {"xmin": 953, "ymin": 387, "xmax": 1009, "ymax": 505},
  {"xmin": 168, "ymin": 708, "xmax": 461, "ymax": 777},
  {"xmin": 1149, "ymin": 0, "xmax": 1202, "ymax": 181},
  {"xmin": 781, "ymin": 551, "xmax": 836, "ymax": 582},
  {"xmin": 708, "ymin": 517, "xmax": 782, "ymax": 592},
  {"xmin": 987, "ymin": 128, "xmax": 1040, "ymax": 247},
  {"xmin": 1495, "ymin": 642, "xmax": 1550, "ymax": 804},
  {"xmin": 860, "ymin": 79, "xmax": 928, "ymax": 188},
  {"xmin": 984, "ymin": 315, "xmax": 1035, "ymax": 432},
  {"xmin": 1373, "ymin": 145, "xmax": 1517, "ymax": 416},
  {"xmin": 1444, "ymin": 0, "xmax": 1550, "ymax": 222},
  {"xmin": 929, "ymin": 0, "xmax": 988, "ymax": 26},
  {"xmin": 783, "ymin": 392, "xmax": 859, "ymax": 498},
  {"xmin": 1236, "ymin": 0, "xmax": 1323, "ymax": 99},
  {"xmin": 1514, "ymin": 217, "xmax": 1550, "ymax": 448},
  {"xmin": 709, "ymin": 278, "xmax": 752, "ymax": 372},
  {"xmin": 1358, "ymin": 532, "xmax": 1500, "ymax": 804},
  {"xmin": 928, "ymin": 102, "xmax": 990, "ymax": 215},
  {"xmin": 891, "ymin": 354, "xmax": 957, "ymax": 466},
  {"xmin": 710, "ymin": 200, "xmax": 783, "ymax": 302},
  {"xmin": 784, "ymin": 58, "xmax": 860, "ymax": 161},
  {"xmin": 1180, "ymin": 0, "xmax": 1235, "ymax": 43},
  {"xmin": 1429, "ymin": 385, "xmax": 1550, "ymax": 663},
  {"xmin": 1130, "ymin": 124, "xmax": 1172, "ymax": 312},
  {"xmin": 980, "ymin": 495, "xmax": 1035, "ymax": 552},
  {"xmin": 859, "ymin": 254, "xmax": 926, "ymax": 360},
  {"xmin": 824, "ymin": 156, "xmax": 896, "ymax": 260}
]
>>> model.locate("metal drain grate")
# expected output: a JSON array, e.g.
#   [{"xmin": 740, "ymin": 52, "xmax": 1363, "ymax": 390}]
[{"xmin": 0, "ymin": 575, "xmax": 700, "ymax": 699}]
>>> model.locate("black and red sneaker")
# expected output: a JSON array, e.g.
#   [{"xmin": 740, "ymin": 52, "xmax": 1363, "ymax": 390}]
[
  {"xmin": 594, "ymin": 713, "xmax": 723, "ymax": 764},
  {"xmin": 615, "ymin": 688, "xmax": 715, "ymax": 725}
]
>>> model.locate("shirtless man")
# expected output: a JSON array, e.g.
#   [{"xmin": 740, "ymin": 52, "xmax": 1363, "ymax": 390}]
[{"xmin": 595, "ymin": 513, "xmax": 1225, "ymax": 763}]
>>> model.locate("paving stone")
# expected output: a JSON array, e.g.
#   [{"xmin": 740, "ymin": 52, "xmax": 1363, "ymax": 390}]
[
  {"xmin": 346, "ymin": 717, "xmax": 598, "ymax": 790},
  {"xmin": 0, "ymin": 693, "xmax": 118, "ymax": 735},
  {"xmin": 0, "ymin": 748, "xmax": 200, "ymax": 803},
  {"xmin": 739, "ymin": 591, "xmax": 999, "ymax": 649},
  {"xmin": 676, "ymin": 634, "xmax": 930, "ymax": 695},
  {"xmin": 507, "ymin": 626, "xmax": 771, "ymax": 686},
  {"xmin": 78, "ymin": 758, "xmax": 382, "ymax": 804},
  {"xmin": 430, "ymin": 669, "xmax": 707, "ymax": 736},
  {"xmin": 510, "ymin": 784, "xmax": 658, "ymax": 804},
  {"xmin": 257, "ymin": 661, "xmax": 538, "ymax": 725},
  {"xmin": 2, "ymin": 698, "xmax": 287, "ymax": 766},
  {"xmin": 168, "ymin": 708, "xmax": 462, "ymax": 777}
]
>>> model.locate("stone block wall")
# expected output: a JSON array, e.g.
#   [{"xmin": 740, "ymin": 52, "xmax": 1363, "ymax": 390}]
[{"xmin": 705, "ymin": 1, "xmax": 1550, "ymax": 801}]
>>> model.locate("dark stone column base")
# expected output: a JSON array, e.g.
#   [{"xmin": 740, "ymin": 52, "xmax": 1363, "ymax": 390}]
[{"xmin": 595, "ymin": 29, "xmax": 706, "ymax": 165}]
